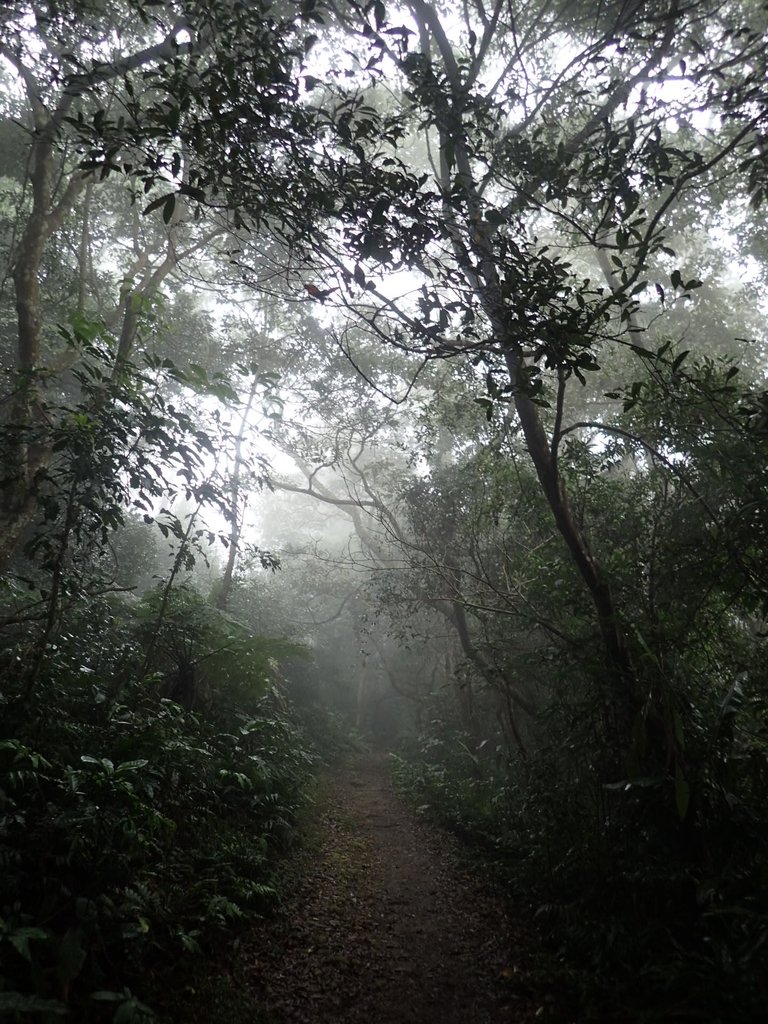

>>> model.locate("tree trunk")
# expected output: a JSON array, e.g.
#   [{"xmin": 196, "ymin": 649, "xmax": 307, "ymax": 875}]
[
  {"xmin": 506, "ymin": 351, "xmax": 635, "ymax": 720},
  {"xmin": 215, "ymin": 380, "xmax": 258, "ymax": 611},
  {"xmin": 407, "ymin": 2, "xmax": 639, "ymax": 742}
]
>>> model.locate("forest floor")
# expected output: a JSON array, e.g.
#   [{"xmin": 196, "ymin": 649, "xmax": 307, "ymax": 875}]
[{"xmin": 165, "ymin": 754, "xmax": 571, "ymax": 1024}]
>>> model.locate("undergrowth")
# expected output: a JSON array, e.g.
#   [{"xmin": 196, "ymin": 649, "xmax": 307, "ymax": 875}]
[
  {"xmin": 0, "ymin": 589, "xmax": 317, "ymax": 1023},
  {"xmin": 391, "ymin": 689, "xmax": 768, "ymax": 1023}
]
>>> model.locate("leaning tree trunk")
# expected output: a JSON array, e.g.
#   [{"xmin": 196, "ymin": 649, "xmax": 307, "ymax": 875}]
[{"xmin": 405, "ymin": 0, "xmax": 639, "ymax": 745}]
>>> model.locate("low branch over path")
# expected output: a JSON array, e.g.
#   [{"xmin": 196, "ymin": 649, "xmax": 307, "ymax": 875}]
[{"xmin": 238, "ymin": 756, "xmax": 559, "ymax": 1024}]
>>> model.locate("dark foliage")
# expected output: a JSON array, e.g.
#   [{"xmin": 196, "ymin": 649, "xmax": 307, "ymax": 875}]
[{"xmin": 0, "ymin": 589, "xmax": 314, "ymax": 1022}]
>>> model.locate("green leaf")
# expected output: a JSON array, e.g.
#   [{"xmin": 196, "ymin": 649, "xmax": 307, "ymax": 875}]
[
  {"xmin": 484, "ymin": 208, "xmax": 506, "ymax": 228},
  {"xmin": 671, "ymin": 349, "xmax": 689, "ymax": 371},
  {"xmin": 81, "ymin": 755, "xmax": 114, "ymax": 773},
  {"xmin": 162, "ymin": 194, "xmax": 176, "ymax": 224},
  {"xmin": 7, "ymin": 927, "xmax": 48, "ymax": 962},
  {"xmin": 672, "ymin": 711, "xmax": 685, "ymax": 751},
  {"xmin": 116, "ymin": 759, "xmax": 149, "ymax": 774},
  {"xmin": 92, "ymin": 991, "xmax": 125, "ymax": 1002},
  {"xmin": 143, "ymin": 193, "xmax": 174, "ymax": 218},
  {"xmin": 115, "ymin": 995, "xmax": 156, "ymax": 1023},
  {"xmin": 58, "ymin": 927, "xmax": 87, "ymax": 984},
  {"xmin": 675, "ymin": 762, "xmax": 690, "ymax": 821},
  {"xmin": 0, "ymin": 992, "xmax": 67, "ymax": 1015},
  {"xmin": 630, "ymin": 344, "xmax": 654, "ymax": 359},
  {"xmin": 474, "ymin": 397, "xmax": 494, "ymax": 421}
]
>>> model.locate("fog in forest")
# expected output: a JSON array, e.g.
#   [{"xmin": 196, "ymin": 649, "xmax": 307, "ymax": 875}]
[{"xmin": 2, "ymin": 1, "xmax": 768, "ymax": 1021}]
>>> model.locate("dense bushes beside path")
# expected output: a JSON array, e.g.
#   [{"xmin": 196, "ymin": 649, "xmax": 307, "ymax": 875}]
[
  {"xmin": 0, "ymin": 588, "xmax": 315, "ymax": 1023},
  {"xmin": 392, "ymin": 695, "xmax": 768, "ymax": 1024}
]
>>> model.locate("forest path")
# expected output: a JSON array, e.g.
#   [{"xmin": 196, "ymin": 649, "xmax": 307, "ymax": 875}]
[{"xmin": 239, "ymin": 754, "xmax": 551, "ymax": 1024}]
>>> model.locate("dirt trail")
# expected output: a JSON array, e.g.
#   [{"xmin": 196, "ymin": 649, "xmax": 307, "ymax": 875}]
[{"xmin": 241, "ymin": 755, "xmax": 550, "ymax": 1024}]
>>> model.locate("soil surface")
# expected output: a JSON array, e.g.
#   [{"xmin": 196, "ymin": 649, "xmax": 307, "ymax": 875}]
[{"xmin": 239, "ymin": 755, "xmax": 558, "ymax": 1024}]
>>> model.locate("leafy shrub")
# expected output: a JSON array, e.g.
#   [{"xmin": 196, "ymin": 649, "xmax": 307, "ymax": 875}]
[
  {"xmin": 392, "ymin": 673, "xmax": 768, "ymax": 1022},
  {"xmin": 0, "ymin": 590, "xmax": 314, "ymax": 1022}
]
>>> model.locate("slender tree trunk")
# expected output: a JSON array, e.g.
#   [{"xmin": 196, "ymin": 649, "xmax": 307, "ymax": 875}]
[
  {"xmin": 216, "ymin": 380, "xmax": 258, "ymax": 611},
  {"xmin": 408, "ymin": 2, "xmax": 639, "ymax": 741},
  {"xmin": 1, "ymin": 130, "xmax": 87, "ymax": 570},
  {"xmin": 445, "ymin": 597, "xmax": 535, "ymax": 717},
  {"xmin": 142, "ymin": 506, "xmax": 201, "ymax": 677},
  {"xmin": 506, "ymin": 353, "xmax": 634, "ymax": 714},
  {"xmin": 3, "ymin": 139, "xmax": 55, "ymax": 565},
  {"xmin": 77, "ymin": 180, "xmax": 93, "ymax": 313}
]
